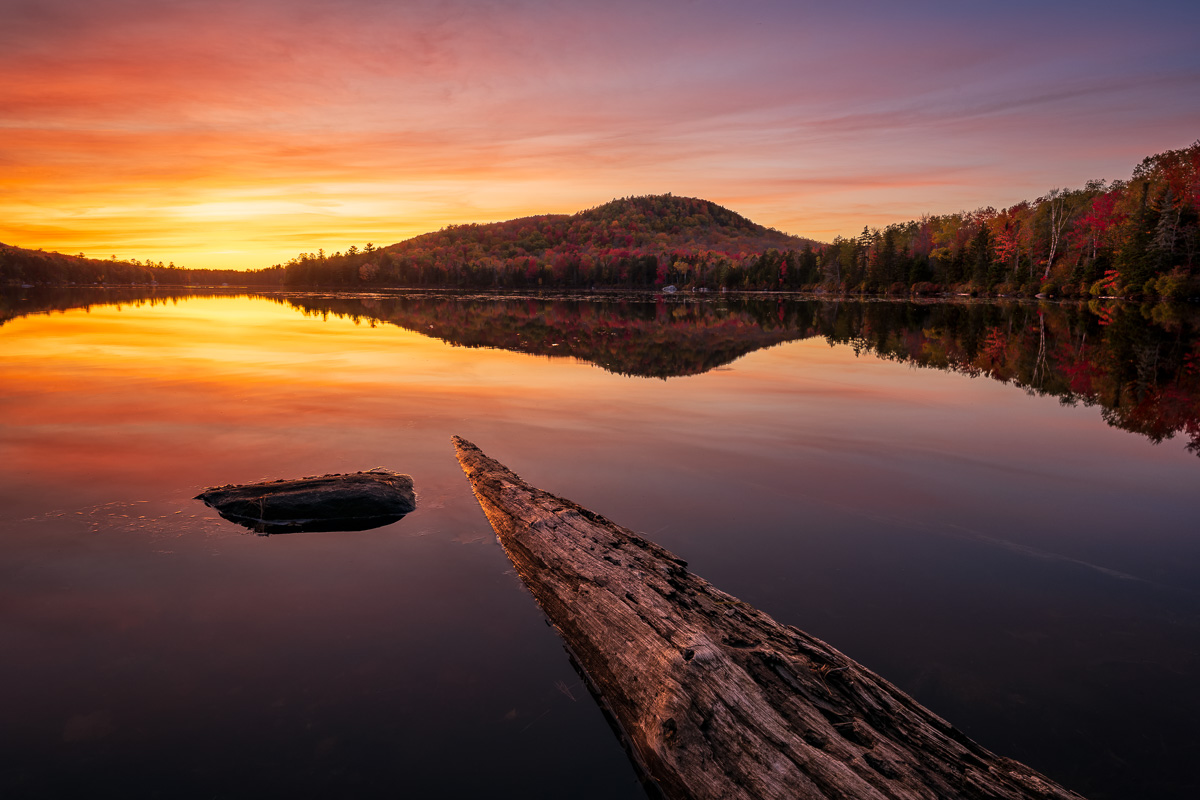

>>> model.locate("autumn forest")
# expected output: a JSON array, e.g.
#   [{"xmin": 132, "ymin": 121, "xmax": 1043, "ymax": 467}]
[{"xmin": 2, "ymin": 141, "xmax": 1197, "ymax": 301}]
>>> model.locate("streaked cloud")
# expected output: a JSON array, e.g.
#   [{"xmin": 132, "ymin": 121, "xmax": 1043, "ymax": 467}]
[{"xmin": 2, "ymin": 0, "xmax": 1197, "ymax": 268}]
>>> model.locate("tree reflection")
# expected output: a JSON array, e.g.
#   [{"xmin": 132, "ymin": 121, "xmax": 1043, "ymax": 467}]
[
  {"xmin": 280, "ymin": 294, "xmax": 1200, "ymax": 455},
  {"xmin": 5, "ymin": 287, "xmax": 1198, "ymax": 456}
]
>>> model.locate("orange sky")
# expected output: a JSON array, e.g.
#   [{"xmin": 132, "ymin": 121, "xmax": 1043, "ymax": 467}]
[{"xmin": 2, "ymin": 0, "xmax": 1198, "ymax": 270}]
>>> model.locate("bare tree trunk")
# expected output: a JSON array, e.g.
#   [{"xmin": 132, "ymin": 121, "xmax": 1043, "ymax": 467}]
[
  {"xmin": 1043, "ymin": 191, "xmax": 1067, "ymax": 281},
  {"xmin": 1032, "ymin": 311, "xmax": 1048, "ymax": 388},
  {"xmin": 454, "ymin": 436, "xmax": 1086, "ymax": 800}
]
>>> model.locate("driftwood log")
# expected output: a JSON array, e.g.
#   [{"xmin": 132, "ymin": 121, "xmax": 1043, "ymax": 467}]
[
  {"xmin": 196, "ymin": 469, "xmax": 415, "ymax": 534},
  {"xmin": 453, "ymin": 436, "xmax": 1084, "ymax": 800}
]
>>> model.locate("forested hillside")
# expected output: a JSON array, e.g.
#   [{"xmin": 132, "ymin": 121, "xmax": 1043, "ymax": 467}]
[
  {"xmin": 1, "ymin": 245, "xmax": 161, "ymax": 286},
  {"xmin": 824, "ymin": 141, "xmax": 1200, "ymax": 299},
  {"xmin": 0, "ymin": 244, "xmax": 281, "ymax": 287},
  {"xmin": 276, "ymin": 141, "xmax": 1199, "ymax": 298},
  {"xmin": 280, "ymin": 194, "xmax": 821, "ymax": 289},
  {"xmin": 4, "ymin": 141, "xmax": 1197, "ymax": 298}
]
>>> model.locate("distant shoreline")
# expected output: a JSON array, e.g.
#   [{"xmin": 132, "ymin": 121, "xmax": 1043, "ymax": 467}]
[{"xmin": 2, "ymin": 281, "xmax": 1189, "ymax": 305}]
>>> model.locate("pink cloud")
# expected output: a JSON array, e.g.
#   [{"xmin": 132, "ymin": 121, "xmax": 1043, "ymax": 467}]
[{"xmin": 2, "ymin": 1, "xmax": 1198, "ymax": 266}]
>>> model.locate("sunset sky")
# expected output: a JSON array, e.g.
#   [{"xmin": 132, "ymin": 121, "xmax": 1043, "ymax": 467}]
[{"xmin": 3, "ymin": 0, "xmax": 1198, "ymax": 270}]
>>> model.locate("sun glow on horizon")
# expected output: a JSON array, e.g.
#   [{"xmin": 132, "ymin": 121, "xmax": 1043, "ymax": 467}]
[{"xmin": 2, "ymin": 0, "xmax": 1197, "ymax": 270}]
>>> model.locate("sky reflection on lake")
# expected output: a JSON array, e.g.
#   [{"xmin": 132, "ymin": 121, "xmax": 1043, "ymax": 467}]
[{"xmin": 1, "ymin": 293, "xmax": 1197, "ymax": 799}]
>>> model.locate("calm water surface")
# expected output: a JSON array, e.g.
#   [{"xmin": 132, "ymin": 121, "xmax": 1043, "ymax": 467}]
[{"xmin": 1, "ymin": 291, "xmax": 1197, "ymax": 799}]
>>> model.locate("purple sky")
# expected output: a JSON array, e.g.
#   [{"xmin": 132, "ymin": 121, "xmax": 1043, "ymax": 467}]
[{"xmin": 2, "ymin": 0, "xmax": 1197, "ymax": 268}]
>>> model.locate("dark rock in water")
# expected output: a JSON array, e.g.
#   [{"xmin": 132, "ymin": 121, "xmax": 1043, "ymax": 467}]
[{"xmin": 195, "ymin": 469, "xmax": 416, "ymax": 534}]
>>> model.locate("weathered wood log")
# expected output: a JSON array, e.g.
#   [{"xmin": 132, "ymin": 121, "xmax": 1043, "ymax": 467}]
[
  {"xmin": 196, "ymin": 469, "xmax": 415, "ymax": 534},
  {"xmin": 452, "ymin": 436, "xmax": 1085, "ymax": 800}
]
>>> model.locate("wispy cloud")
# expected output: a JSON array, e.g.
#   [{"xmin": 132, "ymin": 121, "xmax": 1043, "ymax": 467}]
[{"xmin": 2, "ymin": 0, "xmax": 1197, "ymax": 267}]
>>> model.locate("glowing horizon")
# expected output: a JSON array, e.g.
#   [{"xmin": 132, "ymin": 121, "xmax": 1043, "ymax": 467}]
[{"xmin": 2, "ymin": 0, "xmax": 1198, "ymax": 270}]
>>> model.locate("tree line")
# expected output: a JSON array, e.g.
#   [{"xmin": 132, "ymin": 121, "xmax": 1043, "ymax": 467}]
[
  {"xmin": 0, "ymin": 246, "xmax": 283, "ymax": 287},
  {"xmin": 823, "ymin": 140, "xmax": 1198, "ymax": 300},
  {"xmin": 274, "ymin": 142, "xmax": 1198, "ymax": 299},
  {"xmin": 4, "ymin": 141, "xmax": 1197, "ymax": 299}
]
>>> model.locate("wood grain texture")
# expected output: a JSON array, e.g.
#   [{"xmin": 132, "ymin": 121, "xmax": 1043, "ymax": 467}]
[{"xmin": 453, "ymin": 436, "xmax": 1085, "ymax": 800}]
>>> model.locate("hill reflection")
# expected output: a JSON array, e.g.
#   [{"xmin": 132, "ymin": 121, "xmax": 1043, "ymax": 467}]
[
  {"xmin": 4, "ymin": 287, "xmax": 1198, "ymax": 455},
  {"xmin": 279, "ymin": 294, "xmax": 1200, "ymax": 456},
  {"xmin": 278, "ymin": 293, "xmax": 811, "ymax": 378}
]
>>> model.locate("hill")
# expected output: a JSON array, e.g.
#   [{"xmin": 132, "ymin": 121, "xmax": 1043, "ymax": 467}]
[
  {"xmin": 277, "ymin": 143, "xmax": 1200, "ymax": 298},
  {"xmin": 5, "ymin": 138, "xmax": 1198, "ymax": 298},
  {"xmin": 397, "ymin": 194, "xmax": 805, "ymax": 255},
  {"xmin": 280, "ymin": 194, "xmax": 824, "ymax": 289},
  {"xmin": 0, "ymin": 243, "xmax": 160, "ymax": 286},
  {"xmin": 0, "ymin": 242, "xmax": 280, "ymax": 288}
]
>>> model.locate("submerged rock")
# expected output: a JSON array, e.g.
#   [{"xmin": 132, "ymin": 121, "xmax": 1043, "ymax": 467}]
[{"xmin": 195, "ymin": 469, "xmax": 416, "ymax": 534}]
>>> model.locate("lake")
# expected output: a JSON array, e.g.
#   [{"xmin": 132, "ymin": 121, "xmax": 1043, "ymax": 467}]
[{"xmin": 2, "ymin": 289, "xmax": 1197, "ymax": 799}]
